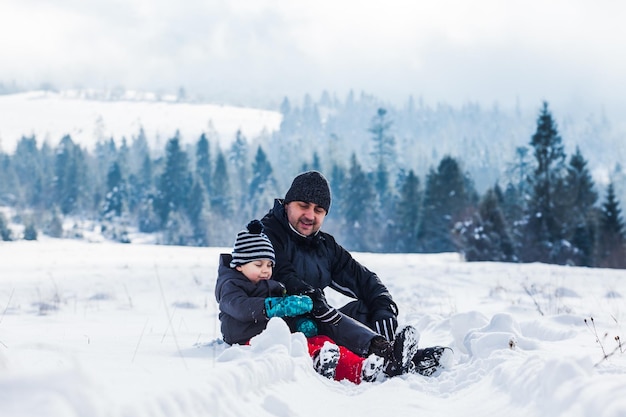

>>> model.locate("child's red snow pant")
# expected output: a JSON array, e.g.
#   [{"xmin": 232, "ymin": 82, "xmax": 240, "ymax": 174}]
[{"xmin": 307, "ymin": 335, "xmax": 366, "ymax": 384}]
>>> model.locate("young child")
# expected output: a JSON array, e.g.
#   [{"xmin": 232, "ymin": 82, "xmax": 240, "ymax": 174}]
[{"xmin": 215, "ymin": 219, "xmax": 387, "ymax": 383}]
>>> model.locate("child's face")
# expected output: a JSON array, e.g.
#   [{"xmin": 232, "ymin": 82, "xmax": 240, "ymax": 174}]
[{"xmin": 236, "ymin": 259, "xmax": 274, "ymax": 284}]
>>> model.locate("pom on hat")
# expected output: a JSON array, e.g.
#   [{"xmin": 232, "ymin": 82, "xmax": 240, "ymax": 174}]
[
  {"xmin": 230, "ymin": 220, "xmax": 275, "ymax": 268},
  {"xmin": 284, "ymin": 171, "xmax": 331, "ymax": 213}
]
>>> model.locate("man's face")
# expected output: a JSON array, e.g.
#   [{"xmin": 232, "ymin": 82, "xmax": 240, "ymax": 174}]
[{"xmin": 285, "ymin": 201, "xmax": 327, "ymax": 236}]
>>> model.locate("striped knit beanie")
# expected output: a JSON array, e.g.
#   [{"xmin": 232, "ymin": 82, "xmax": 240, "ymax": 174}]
[{"xmin": 230, "ymin": 220, "xmax": 275, "ymax": 268}]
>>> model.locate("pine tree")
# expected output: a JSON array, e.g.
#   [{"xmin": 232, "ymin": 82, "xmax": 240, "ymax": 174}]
[
  {"xmin": 248, "ymin": 146, "xmax": 278, "ymax": 219},
  {"xmin": 211, "ymin": 148, "xmax": 234, "ymax": 245},
  {"xmin": 155, "ymin": 134, "xmax": 192, "ymax": 226},
  {"xmin": 0, "ymin": 211, "xmax": 12, "ymax": 241},
  {"xmin": 368, "ymin": 108, "xmax": 395, "ymax": 200},
  {"xmin": 196, "ymin": 133, "xmax": 212, "ymax": 195},
  {"xmin": 53, "ymin": 135, "xmax": 88, "ymax": 215},
  {"xmin": 329, "ymin": 163, "xmax": 346, "ymax": 211},
  {"xmin": 102, "ymin": 161, "xmax": 126, "ymax": 218},
  {"xmin": 369, "ymin": 108, "xmax": 395, "ymax": 169},
  {"xmin": 301, "ymin": 152, "xmax": 323, "ymax": 173},
  {"xmin": 99, "ymin": 154, "xmax": 131, "ymax": 242},
  {"xmin": 131, "ymin": 152, "xmax": 157, "ymax": 233},
  {"xmin": 23, "ymin": 220, "xmax": 37, "ymax": 241},
  {"xmin": 12, "ymin": 135, "xmax": 44, "ymax": 207},
  {"xmin": 136, "ymin": 196, "xmax": 160, "ymax": 233},
  {"xmin": 128, "ymin": 154, "xmax": 152, "ymax": 214},
  {"xmin": 501, "ymin": 146, "xmax": 532, "ymax": 255},
  {"xmin": 0, "ymin": 152, "xmax": 16, "ymax": 205},
  {"xmin": 45, "ymin": 206, "xmax": 64, "ymax": 238},
  {"xmin": 187, "ymin": 179, "xmax": 208, "ymax": 246},
  {"xmin": 311, "ymin": 152, "xmax": 322, "ymax": 172},
  {"xmin": 118, "ymin": 138, "xmax": 130, "ymax": 174},
  {"xmin": 418, "ymin": 156, "xmax": 477, "ymax": 253},
  {"xmin": 93, "ymin": 138, "xmax": 118, "ymax": 213},
  {"xmin": 596, "ymin": 182, "xmax": 626, "ymax": 268},
  {"xmin": 368, "ymin": 108, "xmax": 396, "ymax": 250},
  {"xmin": 561, "ymin": 147, "xmax": 598, "ymax": 266},
  {"xmin": 321, "ymin": 162, "xmax": 346, "ymax": 236},
  {"xmin": 504, "ymin": 146, "xmax": 533, "ymax": 216},
  {"xmin": 229, "ymin": 130, "xmax": 249, "ymax": 212},
  {"xmin": 280, "ymin": 96, "xmax": 291, "ymax": 117},
  {"xmin": 302, "ymin": 93, "xmax": 322, "ymax": 131},
  {"xmin": 342, "ymin": 153, "xmax": 376, "ymax": 252},
  {"xmin": 36, "ymin": 142, "xmax": 56, "ymax": 210},
  {"xmin": 522, "ymin": 102, "xmax": 567, "ymax": 263},
  {"xmin": 394, "ymin": 170, "xmax": 421, "ymax": 252},
  {"xmin": 129, "ymin": 127, "xmax": 150, "ymax": 170},
  {"xmin": 162, "ymin": 209, "xmax": 195, "ymax": 246},
  {"xmin": 453, "ymin": 187, "xmax": 516, "ymax": 262},
  {"xmin": 211, "ymin": 148, "xmax": 232, "ymax": 218}
]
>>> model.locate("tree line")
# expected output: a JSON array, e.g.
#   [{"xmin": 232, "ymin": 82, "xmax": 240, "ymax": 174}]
[{"xmin": 0, "ymin": 100, "xmax": 625, "ymax": 268}]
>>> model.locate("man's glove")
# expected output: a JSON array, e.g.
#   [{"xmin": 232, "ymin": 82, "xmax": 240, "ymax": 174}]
[
  {"xmin": 309, "ymin": 289, "xmax": 342, "ymax": 325},
  {"xmin": 265, "ymin": 295, "xmax": 313, "ymax": 318},
  {"xmin": 370, "ymin": 298, "xmax": 399, "ymax": 341}
]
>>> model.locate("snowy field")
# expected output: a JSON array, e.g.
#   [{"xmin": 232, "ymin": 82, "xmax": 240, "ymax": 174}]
[
  {"xmin": 1, "ymin": 238, "xmax": 626, "ymax": 417},
  {"xmin": 0, "ymin": 91, "xmax": 282, "ymax": 153}
]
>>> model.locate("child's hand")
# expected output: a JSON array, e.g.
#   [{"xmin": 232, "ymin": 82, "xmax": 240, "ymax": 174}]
[
  {"xmin": 295, "ymin": 317, "xmax": 318, "ymax": 337},
  {"xmin": 265, "ymin": 295, "xmax": 313, "ymax": 318}
]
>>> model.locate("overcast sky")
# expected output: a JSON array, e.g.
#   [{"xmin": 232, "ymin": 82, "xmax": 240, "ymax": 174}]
[{"xmin": 2, "ymin": 0, "xmax": 625, "ymax": 117}]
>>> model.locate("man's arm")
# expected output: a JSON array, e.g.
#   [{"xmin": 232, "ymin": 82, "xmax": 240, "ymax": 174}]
[
  {"xmin": 328, "ymin": 236, "xmax": 399, "ymax": 340},
  {"xmin": 327, "ymin": 234, "xmax": 392, "ymax": 304}
]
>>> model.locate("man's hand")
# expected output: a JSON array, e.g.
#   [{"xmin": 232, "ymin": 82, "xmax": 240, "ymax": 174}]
[
  {"xmin": 309, "ymin": 289, "xmax": 342, "ymax": 325},
  {"xmin": 370, "ymin": 298, "xmax": 399, "ymax": 341},
  {"xmin": 373, "ymin": 316, "xmax": 398, "ymax": 341}
]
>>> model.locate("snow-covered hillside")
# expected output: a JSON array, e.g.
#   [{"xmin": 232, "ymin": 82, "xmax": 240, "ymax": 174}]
[
  {"xmin": 1, "ymin": 238, "xmax": 625, "ymax": 417},
  {"xmin": 0, "ymin": 91, "xmax": 282, "ymax": 153}
]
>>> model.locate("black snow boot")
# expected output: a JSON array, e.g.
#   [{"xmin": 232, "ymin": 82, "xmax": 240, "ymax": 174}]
[
  {"xmin": 368, "ymin": 325, "xmax": 420, "ymax": 377},
  {"xmin": 412, "ymin": 346, "xmax": 453, "ymax": 376},
  {"xmin": 361, "ymin": 354, "xmax": 385, "ymax": 383},
  {"xmin": 313, "ymin": 341, "xmax": 340, "ymax": 380}
]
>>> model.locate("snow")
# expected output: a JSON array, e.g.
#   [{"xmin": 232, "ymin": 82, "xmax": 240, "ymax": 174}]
[
  {"xmin": 0, "ymin": 91, "xmax": 282, "ymax": 153},
  {"xmin": 1, "ymin": 238, "xmax": 626, "ymax": 417}
]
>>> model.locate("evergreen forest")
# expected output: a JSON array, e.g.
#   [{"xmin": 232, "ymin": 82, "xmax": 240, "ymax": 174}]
[{"xmin": 1, "ymin": 93, "xmax": 626, "ymax": 269}]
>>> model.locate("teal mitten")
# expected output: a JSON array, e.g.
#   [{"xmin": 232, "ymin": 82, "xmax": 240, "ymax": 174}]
[
  {"xmin": 265, "ymin": 295, "xmax": 313, "ymax": 318},
  {"xmin": 295, "ymin": 317, "xmax": 318, "ymax": 337}
]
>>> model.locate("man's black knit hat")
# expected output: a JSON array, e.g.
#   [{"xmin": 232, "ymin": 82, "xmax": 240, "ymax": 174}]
[{"xmin": 284, "ymin": 171, "xmax": 331, "ymax": 213}]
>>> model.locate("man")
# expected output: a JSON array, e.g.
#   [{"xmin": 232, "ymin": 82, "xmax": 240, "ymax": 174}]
[
  {"xmin": 260, "ymin": 170, "xmax": 399, "ymax": 341},
  {"xmin": 261, "ymin": 170, "xmax": 452, "ymax": 377}
]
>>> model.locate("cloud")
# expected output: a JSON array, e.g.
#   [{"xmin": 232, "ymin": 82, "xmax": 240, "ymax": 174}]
[{"xmin": 2, "ymin": 0, "xmax": 626, "ymax": 116}]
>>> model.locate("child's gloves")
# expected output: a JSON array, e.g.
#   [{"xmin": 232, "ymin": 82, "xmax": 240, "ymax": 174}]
[
  {"xmin": 265, "ymin": 295, "xmax": 313, "ymax": 318},
  {"xmin": 309, "ymin": 289, "xmax": 342, "ymax": 325},
  {"xmin": 295, "ymin": 317, "xmax": 318, "ymax": 337}
]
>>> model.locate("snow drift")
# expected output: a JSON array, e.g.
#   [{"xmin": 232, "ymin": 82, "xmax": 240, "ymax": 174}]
[{"xmin": 1, "ymin": 238, "xmax": 625, "ymax": 417}]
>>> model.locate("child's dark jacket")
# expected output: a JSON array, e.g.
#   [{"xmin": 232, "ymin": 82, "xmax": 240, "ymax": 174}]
[{"xmin": 215, "ymin": 253, "xmax": 286, "ymax": 345}]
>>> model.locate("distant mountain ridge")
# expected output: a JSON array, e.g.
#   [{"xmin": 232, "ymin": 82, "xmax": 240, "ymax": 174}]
[
  {"xmin": 0, "ymin": 90, "xmax": 282, "ymax": 154},
  {"xmin": 2, "ymin": 89, "xmax": 625, "ymax": 202}
]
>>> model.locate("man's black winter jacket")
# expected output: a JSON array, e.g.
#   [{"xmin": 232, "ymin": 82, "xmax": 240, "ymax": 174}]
[{"xmin": 261, "ymin": 199, "xmax": 395, "ymax": 316}]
